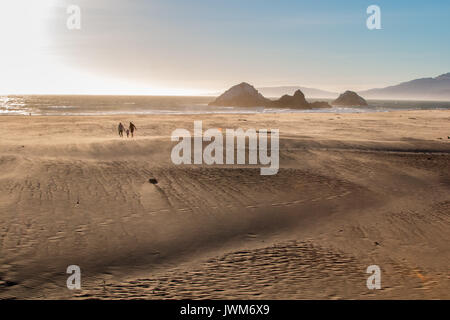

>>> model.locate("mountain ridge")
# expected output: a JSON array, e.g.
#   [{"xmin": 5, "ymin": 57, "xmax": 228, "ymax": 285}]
[
  {"xmin": 257, "ymin": 86, "xmax": 338, "ymax": 99},
  {"xmin": 209, "ymin": 73, "xmax": 450, "ymax": 101},
  {"xmin": 358, "ymin": 73, "xmax": 450, "ymax": 100}
]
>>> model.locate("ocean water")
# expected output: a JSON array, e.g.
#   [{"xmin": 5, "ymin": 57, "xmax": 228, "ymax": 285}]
[{"xmin": 1, "ymin": 95, "xmax": 450, "ymax": 116}]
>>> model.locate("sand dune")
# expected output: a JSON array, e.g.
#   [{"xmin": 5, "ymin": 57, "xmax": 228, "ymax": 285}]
[{"xmin": 0, "ymin": 111, "xmax": 449, "ymax": 299}]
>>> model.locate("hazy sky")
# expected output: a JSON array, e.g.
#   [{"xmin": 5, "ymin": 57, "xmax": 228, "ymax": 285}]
[{"xmin": 0, "ymin": 0, "xmax": 449, "ymax": 95}]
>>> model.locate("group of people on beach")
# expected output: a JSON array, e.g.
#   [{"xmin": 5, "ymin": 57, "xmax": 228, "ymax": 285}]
[{"xmin": 118, "ymin": 122, "xmax": 137, "ymax": 138}]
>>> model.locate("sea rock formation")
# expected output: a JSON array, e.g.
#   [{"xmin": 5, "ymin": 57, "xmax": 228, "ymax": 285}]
[
  {"xmin": 271, "ymin": 90, "xmax": 309, "ymax": 108},
  {"xmin": 210, "ymin": 83, "xmax": 331, "ymax": 109},
  {"xmin": 309, "ymin": 101, "xmax": 332, "ymax": 109},
  {"xmin": 332, "ymin": 91, "xmax": 368, "ymax": 106},
  {"xmin": 271, "ymin": 90, "xmax": 330, "ymax": 109},
  {"xmin": 208, "ymin": 82, "xmax": 270, "ymax": 107}
]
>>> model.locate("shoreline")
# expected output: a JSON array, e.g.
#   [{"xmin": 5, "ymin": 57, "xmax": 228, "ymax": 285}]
[
  {"xmin": 2, "ymin": 108, "xmax": 450, "ymax": 117},
  {"xmin": 0, "ymin": 107, "xmax": 448, "ymax": 115}
]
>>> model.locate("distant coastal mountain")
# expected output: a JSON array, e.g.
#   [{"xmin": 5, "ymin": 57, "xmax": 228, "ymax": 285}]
[
  {"xmin": 359, "ymin": 73, "xmax": 450, "ymax": 100},
  {"xmin": 257, "ymin": 86, "xmax": 338, "ymax": 99},
  {"xmin": 209, "ymin": 82, "xmax": 331, "ymax": 109}
]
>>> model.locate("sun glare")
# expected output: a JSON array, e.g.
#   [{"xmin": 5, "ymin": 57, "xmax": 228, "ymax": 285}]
[
  {"xmin": 0, "ymin": 1, "xmax": 206, "ymax": 95},
  {"xmin": 0, "ymin": 1, "xmax": 58, "ymax": 94}
]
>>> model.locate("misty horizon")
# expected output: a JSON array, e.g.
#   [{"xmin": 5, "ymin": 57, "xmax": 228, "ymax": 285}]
[{"xmin": 2, "ymin": 71, "xmax": 450, "ymax": 102}]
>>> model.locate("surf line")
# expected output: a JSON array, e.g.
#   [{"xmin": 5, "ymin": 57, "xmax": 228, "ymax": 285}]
[{"xmin": 171, "ymin": 121, "xmax": 279, "ymax": 175}]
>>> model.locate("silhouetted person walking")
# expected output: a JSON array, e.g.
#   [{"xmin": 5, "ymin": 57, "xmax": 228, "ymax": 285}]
[
  {"xmin": 129, "ymin": 122, "xmax": 137, "ymax": 138},
  {"xmin": 118, "ymin": 122, "xmax": 125, "ymax": 137}
]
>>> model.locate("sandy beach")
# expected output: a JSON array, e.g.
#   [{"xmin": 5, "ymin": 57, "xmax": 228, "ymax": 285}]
[{"xmin": 0, "ymin": 110, "xmax": 449, "ymax": 299}]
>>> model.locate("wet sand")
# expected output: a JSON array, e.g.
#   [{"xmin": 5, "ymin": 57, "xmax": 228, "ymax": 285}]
[{"xmin": 0, "ymin": 110, "xmax": 449, "ymax": 299}]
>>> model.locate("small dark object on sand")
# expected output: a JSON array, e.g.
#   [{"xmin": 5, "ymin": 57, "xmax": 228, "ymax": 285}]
[
  {"xmin": 374, "ymin": 241, "xmax": 380, "ymax": 246},
  {"xmin": 3, "ymin": 280, "xmax": 18, "ymax": 287},
  {"xmin": 149, "ymin": 178, "xmax": 158, "ymax": 184}
]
